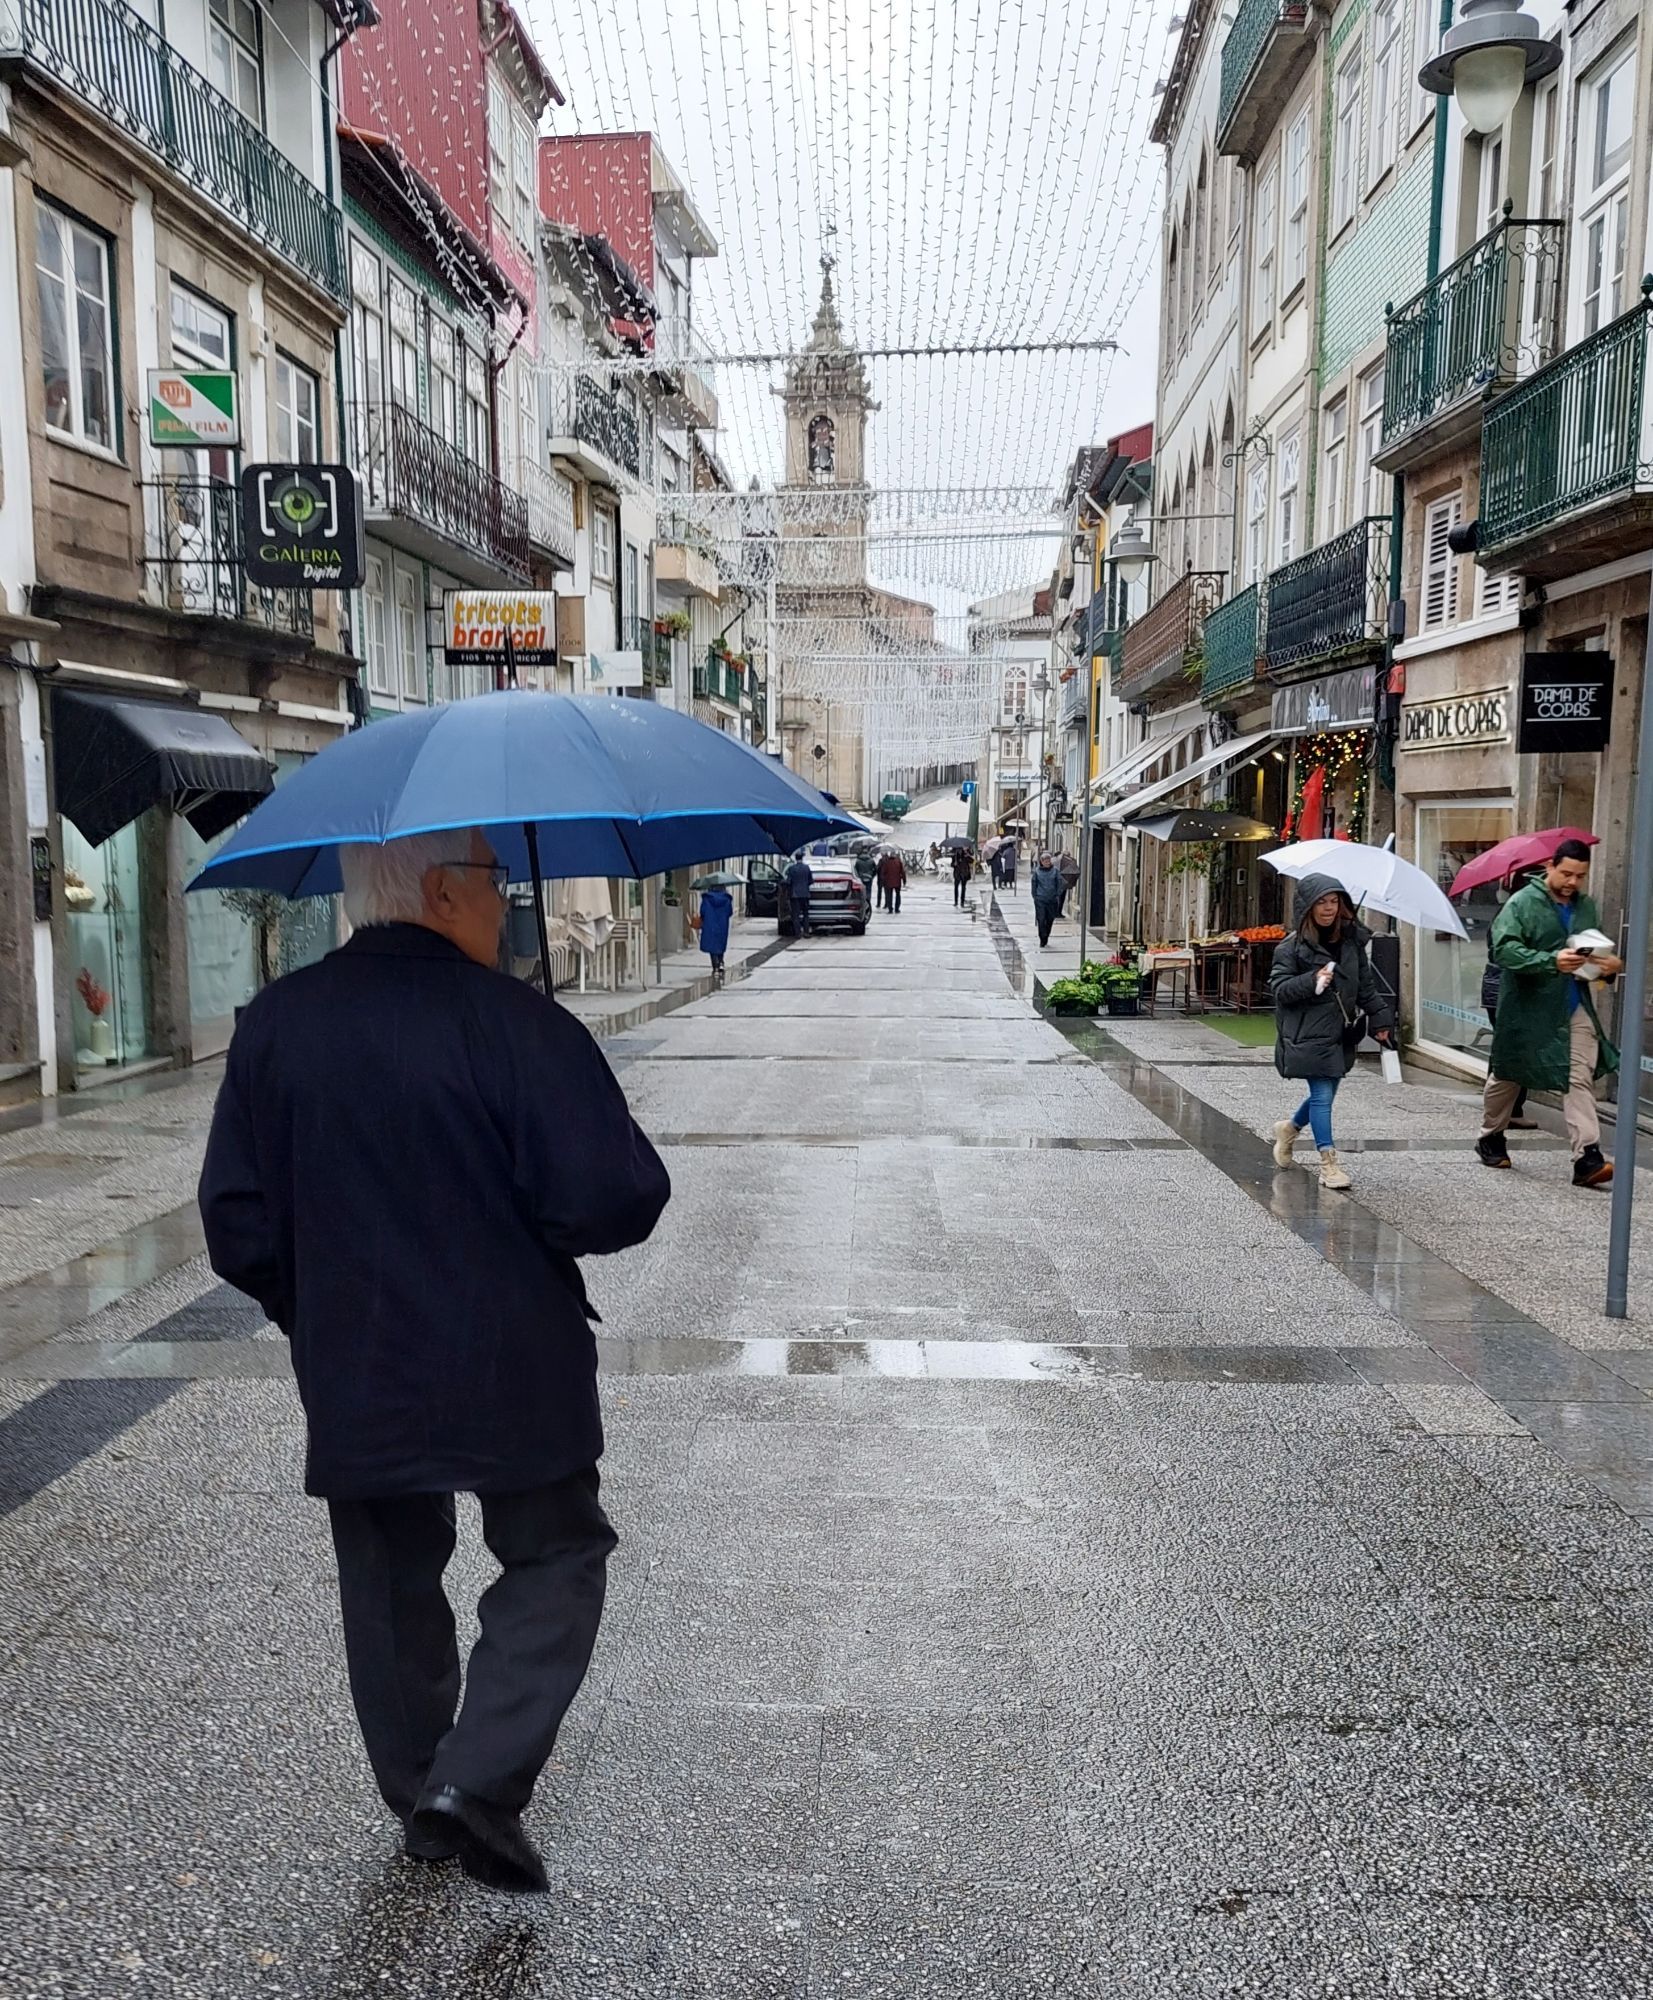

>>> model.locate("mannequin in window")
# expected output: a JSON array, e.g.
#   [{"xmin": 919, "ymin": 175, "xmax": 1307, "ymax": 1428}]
[{"xmin": 808, "ymin": 414, "xmax": 835, "ymax": 482}]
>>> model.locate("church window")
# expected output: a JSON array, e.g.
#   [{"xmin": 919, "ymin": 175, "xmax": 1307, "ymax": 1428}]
[{"xmin": 808, "ymin": 413, "xmax": 836, "ymax": 482}]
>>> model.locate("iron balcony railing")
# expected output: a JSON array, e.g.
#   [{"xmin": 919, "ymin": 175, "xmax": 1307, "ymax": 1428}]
[
  {"xmin": 1201, "ymin": 584, "xmax": 1261, "ymax": 701},
  {"xmin": 1218, "ymin": 0, "xmax": 1307, "ymax": 147},
  {"xmin": 695, "ymin": 656, "xmax": 745, "ymax": 705},
  {"xmin": 1059, "ymin": 669, "xmax": 1089, "ymax": 726},
  {"xmin": 1116, "ymin": 571, "xmax": 1225, "ymax": 704},
  {"xmin": 623, "ymin": 615, "xmax": 673, "ymax": 686},
  {"xmin": 522, "ymin": 460, "xmax": 577, "ymax": 566},
  {"xmin": 1480, "ymin": 285, "xmax": 1653, "ymax": 551},
  {"xmin": 574, "ymin": 376, "xmax": 640, "ymax": 477},
  {"xmin": 141, "ymin": 477, "xmax": 312, "ymax": 636},
  {"xmin": 350, "ymin": 401, "xmax": 530, "ymax": 581},
  {"xmin": 1383, "ymin": 210, "xmax": 1564, "ymax": 450},
  {"xmin": 1, "ymin": 0, "xmax": 345, "ymax": 302},
  {"xmin": 1264, "ymin": 518, "xmax": 1390, "ymax": 675}
]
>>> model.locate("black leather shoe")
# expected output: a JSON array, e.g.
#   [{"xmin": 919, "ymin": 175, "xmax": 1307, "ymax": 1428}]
[
  {"xmin": 410, "ymin": 1784, "xmax": 548, "ymax": 1895},
  {"xmin": 402, "ymin": 1820, "xmax": 461, "ymax": 1863},
  {"xmin": 1573, "ymin": 1145, "xmax": 1614, "ymax": 1189},
  {"xmin": 1475, "ymin": 1132, "xmax": 1512, "ymax": 1169}
]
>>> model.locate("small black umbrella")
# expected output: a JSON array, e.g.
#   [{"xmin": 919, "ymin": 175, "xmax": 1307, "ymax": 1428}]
[
  {"xmin": 1127, "ymin": 808, "xmax": 1275, "ymax": 842},
  {"xmin": 938, "ymin": 835, "xmax": 975, "ymax": 853}
]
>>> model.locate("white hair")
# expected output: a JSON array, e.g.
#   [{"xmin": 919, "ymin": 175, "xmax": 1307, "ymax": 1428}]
[{"xmin": 340, "ymin": 829, "xmax": 479, "ymax": 928}]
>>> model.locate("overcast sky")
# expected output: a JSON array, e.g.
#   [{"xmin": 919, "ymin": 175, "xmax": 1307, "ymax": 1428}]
[{"xmin": 525, "ymin": 0, "xmax": 1170, "ymax": 626}]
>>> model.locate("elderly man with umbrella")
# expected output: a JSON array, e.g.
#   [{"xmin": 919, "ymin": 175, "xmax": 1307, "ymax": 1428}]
[{"xmin": 194, "ymin": 692, "xmax": 853, "ymax": 1893}]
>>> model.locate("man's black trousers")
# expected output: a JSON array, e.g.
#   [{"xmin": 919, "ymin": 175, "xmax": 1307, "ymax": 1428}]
[
  {"xmin": 327, "ymin": 1468, "xmax": 615, "ymax": 1819},
  {"xmin": 953, "ymin": 878, "xmax": 968, "ymax": 906}
]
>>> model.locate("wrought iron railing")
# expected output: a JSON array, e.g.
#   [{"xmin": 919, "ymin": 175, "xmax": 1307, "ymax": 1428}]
[
  {"xmin": 1218, "ymin": 0, "xmax": 1307, "ymax": 146},
  {"xmin": 1264, "ymin": 518, "xmax": 1389, "ymax": 674},
  {"xmin": 574, "ymin": 376, "xmax": 641, "ymax": 477},
  {"xmin": 695, "ymin": 656, "xmax": 745, "ymax": 704},
  {"xmin": 141, "ymin": 477, "xmax": 312, "ymax": 635},
  {"xmin": 1382, "ymin": 212, "xmax": 1564, "ymax": 449},
  {"xmin": 1201, "ymin": 585, "xmax": 1261, "ymax": 701},
  {"xmin": 623, "ymin": 615, "xmax": 674, "ymax": 686},
  {"xmin": 522, "ymin": 460, "xmax": 577, "ymax": 566},
  {"xmin": 1480, "ymin": 286, "xmax": 1653, "ymax": 551},
  {"xmin": 1116, "ymin": 571, "xmax": 1224, "ymax": 704},
  {"xmin": 1, "ymin": 0, "xmax": 346, "ymax": 302},
  {"xmin": 1059, "ymin": 669, "xmax": 1089, "ymax": 726},
  {"xmin": 350, "ymin": 401, "xmax": 529, "ymax": 580}
]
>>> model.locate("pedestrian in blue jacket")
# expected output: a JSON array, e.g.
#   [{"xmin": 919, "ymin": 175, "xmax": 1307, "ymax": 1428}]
[{"xmin": 697, "ymin": 884, "xmax": 733, "ymax": 984}]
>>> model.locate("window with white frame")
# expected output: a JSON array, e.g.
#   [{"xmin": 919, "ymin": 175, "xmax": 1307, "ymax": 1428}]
[
  {"xmin": 463, "ymin": 346, "xmax": 489, "ymax": 467},
  {"xmin": 1321, "ymin": 395, "xmax": 1348, "ymax": 539},
  {"xmin": 1475, "ymin": 563, "xmax": 1522, "ymax": 618},
  {"xmin": 1475, "ymin": 131, "xmax": 1505, "ymax": 238},
  {"xmin": 512, "ymin": 104, "xmax": 536, "ymax": 252},
  {"xmin": 592, "ymin": 505, "xmax": 615, "ymax": 583},
  {"xmin": 1165, "ymin": 232, "xmax": 1180, "ymax": 367},
  {"xmin": 1370, "ymin": 0, "xmax": 1401, "ymax": 183},
  {"xmin": 1332, "ymin": 50, "xmax": 1361, "ymax": 233},
  {"xmin": 621, "ymin": 541, "xmax": 640, "ymax": 637},
  {"xmin": 488, "ymin": 75, "xmax": 510, "ymax": 223},
  {"xmin": 350, "ymin": 240, "xmax": 384, "ymax": 410},
  {"xmin": 1227, "ymin": 154, "xmax": 1241, "ymax": 241},
  {"xmin": 208, "ymin": 0, "xmax": 262, "ymax": 126},
  {"xmin": 37, "ymin": 204, "xmax": 115, "ymax": 451},
  {"xmin": 1577, "ymin": 50, "xmax": 1634, "ymax": 337},
  {"xmin": 1276, "ymin": 432, "xmax": 1301, "ymax": 566},
  {"xmin": 363, "ymin": 555, "xmax": 391, "ymax": 694},
  {"xmin": 1245, "ymin": 459, "xmax": 1270, "ymax": 584},
  {"xmin": 428, "ymin": 317, "xmax": 457, "ymax": 444},
  {"xmin": 1192, "ymin": 157, "xmax": 1207, "ymax": 316},
  {"xmin": 388, "ymin": 277, "xmax": 419, "ymax": 412},
  {"xmin": 1412, "ymin": 0, "xmax": 1436, "ymax": 132},
  {"xmin": 275, "ymin": 354, "xmax": 320, "ymax": 462},
  {"xmin": 1533, "ymin": 80, "xmax": 1560, "ymax": 215},
  {"xmin": 1421, "ymin": 493, "xmax": 1463, "ymax": 629},
  {"xmin": 395, "ymin": 566, "xmax": 424, "ymax": 702},
  {"xmin": 1253, "ymin": 166, "xmax": 1277, "ymax": 333},
  {"xmin": 1284, "ymin": 112, "xmax": 1310, "ymax": 293},
  {"xmin": 1356, "ymin": 362, "xmax": 1386, "ymax": 516}
]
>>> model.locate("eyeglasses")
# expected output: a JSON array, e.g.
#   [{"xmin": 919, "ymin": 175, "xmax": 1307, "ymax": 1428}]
[{"xmin": 442, "ymin": 861, "xmax": 510, "ymax": 895}]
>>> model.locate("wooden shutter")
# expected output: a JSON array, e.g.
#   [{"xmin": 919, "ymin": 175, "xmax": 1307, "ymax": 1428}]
[{"xmin": 1421, "ymin": 496, "xmax": 1462, "ymax": 629}]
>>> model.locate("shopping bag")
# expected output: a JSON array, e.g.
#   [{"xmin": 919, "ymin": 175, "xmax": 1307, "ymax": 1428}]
[{"xmin": 1379, "ymin": 1047, "xmax": 1403, "ymax": 1086}]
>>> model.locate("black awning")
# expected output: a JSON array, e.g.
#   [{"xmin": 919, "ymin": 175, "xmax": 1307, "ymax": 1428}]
[{"xmin": 52, "ymin": 686, "xmax": 275, "ymax": 846}]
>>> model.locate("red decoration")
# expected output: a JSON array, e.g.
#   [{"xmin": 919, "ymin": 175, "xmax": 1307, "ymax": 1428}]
[
  {"xmin": 1298, "ymin": 767, "xmax": 1326, "ymax": 843},
  {"xmin": 75, "ymin": 967, "xmax": 110, "ymax": 1018}
]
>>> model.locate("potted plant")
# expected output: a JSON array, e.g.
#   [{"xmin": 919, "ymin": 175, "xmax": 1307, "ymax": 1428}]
[
  {"xmin": 1044, "ymin": 976, "xmax": 1104, "ymax": 1016},
  {"xmin": 1100, "ymin": 963, "xmax": 1143, "ymax": 1015},
  {"xmin": 656, "ymin": 609, "xmax": 691, "ymax": 640}
]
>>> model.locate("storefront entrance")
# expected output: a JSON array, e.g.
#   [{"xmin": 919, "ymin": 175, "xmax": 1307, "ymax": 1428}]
[
  {"xmin": 1412, "ymin": 800, "xmax": 1514, "ymax": 1067},
  {"xmin": 63, "ymin": 815, "xmax": 154, "ymax": 1076}
]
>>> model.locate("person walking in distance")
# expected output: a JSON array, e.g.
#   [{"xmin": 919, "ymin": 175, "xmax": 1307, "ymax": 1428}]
[
  {"xmin": 1475, "ymin": 838, "xmax": 1622, "ymax": 1186},
  {"xmin": 198, "ymin": 830, "xmax": 670, "ymax": 1893},
  {"xmin": 784, "ymin": 853, "xmax": 814, "ymax": 937},
  {"xmin": 1269, "ymin": 872, "xmax": 1395, "ymax": 1190},
  {"xmin": 877, "ymin": 848, "xmax": 907, "ymax": 914},
  {"xmin": 696, "ymin": 881, "xmax": 733, "ymax": 986},
  {"xmin": 1031, "ymin": 851, "xmax": 1066, "ymax": 948},
  {"xmin": 951, "ymin": 844, "xmax": 974, "ymax": 908},
  {"xmin": 853, "ymin": 845, "xmax": 878, "ymax": 915}
]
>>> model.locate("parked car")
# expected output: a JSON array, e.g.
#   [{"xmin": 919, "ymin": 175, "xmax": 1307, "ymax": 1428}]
[{"xmin": 777, "ymin": 858, "xmax": 869, "ymax": 936}]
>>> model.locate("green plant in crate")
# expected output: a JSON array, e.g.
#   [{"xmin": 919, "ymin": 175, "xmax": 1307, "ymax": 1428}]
[{"xmin": 1045, "ymin": 977, "xmax": 1104, "ymax": 1015}]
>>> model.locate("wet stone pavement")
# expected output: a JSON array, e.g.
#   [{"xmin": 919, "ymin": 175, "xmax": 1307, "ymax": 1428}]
[{"xmin": 7, "ymin": 883, "xmax": 1653, "ymax": 1994}]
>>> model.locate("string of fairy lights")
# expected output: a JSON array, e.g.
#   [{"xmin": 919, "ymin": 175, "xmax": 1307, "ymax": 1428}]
[{"xmin": 253, "ymin": 0, "xmax": 1173, "ymax": 766}]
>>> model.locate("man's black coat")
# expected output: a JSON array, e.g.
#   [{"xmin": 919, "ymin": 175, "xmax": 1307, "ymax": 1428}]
[{"xmin": 198, "ymin": 924, "xmax": 670, "ymax": 1499}]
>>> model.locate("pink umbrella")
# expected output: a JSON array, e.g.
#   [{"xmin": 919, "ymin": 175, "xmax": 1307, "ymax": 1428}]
[{"xmin": 1447, "ymin": 826, "xmax": 1598, "ymax": 899}]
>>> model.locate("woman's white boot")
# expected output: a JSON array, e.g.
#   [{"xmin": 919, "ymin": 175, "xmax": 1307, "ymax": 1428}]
[
  {"xmin": 1318, "ymin": 1148, "xmax": 1352, "ymax": 1191},
  {"xmin": 1272, "ymin": 1120, "xmax": 1302, "ymax": 1168}
]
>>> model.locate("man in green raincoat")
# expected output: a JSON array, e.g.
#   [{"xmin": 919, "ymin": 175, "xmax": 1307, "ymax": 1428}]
[{"xmin": 1476, "ymin": 839, "xmax": 1623, "ymax": 1187}]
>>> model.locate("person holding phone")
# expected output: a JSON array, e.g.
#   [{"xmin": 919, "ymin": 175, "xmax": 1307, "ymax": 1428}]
[
  {"xmin": 1269, "ymin": 873, "xmax": 1395, "ymax": 1190},
  {"xmin": 1476, "ymin": 838, "xmax": 1623, "ymax": 1186}
]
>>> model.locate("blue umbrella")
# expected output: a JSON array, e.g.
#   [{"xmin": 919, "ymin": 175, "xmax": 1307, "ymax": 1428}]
[{"xmin": 188, "ymin": 692, "xmax": 857, "ymax": 974}]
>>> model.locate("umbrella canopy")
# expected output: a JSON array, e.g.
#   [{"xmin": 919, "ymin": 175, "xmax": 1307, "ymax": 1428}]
[
  {"xmin": 187, "ymin": 692, "xmax": 858, "ymax": 898},
  {"xmin": 937, "ymin": 835, "xmax": 975, "ymax": 853},
  {"xmin": 1129, "ymin": 808, "xmax": 1276, "ymax": 843},
  {"xmin": 690, "ymin": 869, "xmax": 744, "ymax": 890},
  {"xmin": 1263, "ymin": 839, "xmax": 1468, "ymax": 938},
  {"xmin": 1448, "ymin": 826, "xmax": 1598, "ymax": 899}
]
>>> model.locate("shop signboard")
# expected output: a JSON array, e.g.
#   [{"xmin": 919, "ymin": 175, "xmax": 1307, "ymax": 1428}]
[
  {"xmin": 1399, "ymin": 686, "xmax": 1510, "ymax": 751},
  {"xmin": 1516, "ymin": 651, "xmax": 1613, "ymax": 755},
  {"xmin": 587, "ymin": 651, "xmax": 643, "ymax": 691},
  {"xmin": 1271, "ymin": 664, "xmax": 1376, "ymax": 735},
  {"xmin": 240, "ymin": 465, "xmax": 364, "ymax": 588},
  {"xmin": 148, "ymin": 369, "xmax": 238, "ymax": 447},
  {"xmin": 443, "ymin": 591, "xmax": 557, "ymax": 669}
]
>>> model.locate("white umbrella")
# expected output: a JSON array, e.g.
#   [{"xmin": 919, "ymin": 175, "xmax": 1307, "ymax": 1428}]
[{"xmin": 1262, "ymin": 839, "xmax": 1468, "ymax": 939}]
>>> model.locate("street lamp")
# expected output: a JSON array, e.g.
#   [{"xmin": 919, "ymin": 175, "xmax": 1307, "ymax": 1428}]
[
  {"xmin": 1110, "ymin": 512, "xmax": 1157, "ymax": 585},
  {"xmin": 1418, "ymin": 0, "xmax": 1559, "ymax": 135}
]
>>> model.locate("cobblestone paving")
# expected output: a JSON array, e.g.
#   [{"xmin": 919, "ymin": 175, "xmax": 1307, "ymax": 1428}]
[{"xmin": 5, "ymin": 883, "xmax": 1653, "ymax": 1995}]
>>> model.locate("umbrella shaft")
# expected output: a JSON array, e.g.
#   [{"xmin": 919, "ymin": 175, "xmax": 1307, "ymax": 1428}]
[{"xmin": 525, "ymin": 821, "xmax": 552, "ymax": 990}]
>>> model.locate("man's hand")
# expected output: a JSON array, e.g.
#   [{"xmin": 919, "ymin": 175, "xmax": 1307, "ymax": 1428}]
[
  {"xmin": 1556, "ymin": 949, "xmax": 1586, "ymax": 974},
  {"xmin": 1597, "ymin": 954, "xmax": 1625, "ymax": 978}
]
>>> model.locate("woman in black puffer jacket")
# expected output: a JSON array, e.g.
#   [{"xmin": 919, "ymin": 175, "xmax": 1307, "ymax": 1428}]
[{"xmin": 1268, "ymin": 870, "xmax": 1395, "ymax": 1189}]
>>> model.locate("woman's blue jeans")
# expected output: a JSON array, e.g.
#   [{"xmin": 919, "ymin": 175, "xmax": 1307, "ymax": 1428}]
[{"xmin": 1292, "ymin": 1077, "xmax": 1339, "ymax": 1150}]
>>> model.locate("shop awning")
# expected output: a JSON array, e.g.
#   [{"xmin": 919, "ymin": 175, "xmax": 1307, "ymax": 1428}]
[
  {"xmin": 1085, "ymin": 724, "xmax": 1200, "ymax": 812},
  {"xmin": 1097, "ymin": 728, "xmax": 1275, "ymax": 827},
  {"xmin": 53, "ymin": 686, "xmax": 275, "ymax": 846}
]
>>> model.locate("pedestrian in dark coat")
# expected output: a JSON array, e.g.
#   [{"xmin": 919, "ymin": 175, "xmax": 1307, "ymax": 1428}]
[
  {"xmin": 1268, "ymin": 870, "xmax": 1394, "ymax": 1190},
  {"xmin": 697, "ymin": 885, "xmax": 733, "ymax": 983},
  {"xmin": 1031, "ymin": 853, "xmax": 1065, "ymax": 947},
  {"xmin": 876, "ymin": 849, "xmax": 907, "ymax": 913},
  {"xmin": 199, "ymin": 828, "xmax": 670, "ymax": 1895},
  {"xmin": 951, "ymin": 845, "xmax": 973, "ymax": 908},
  {"xmin": 784, "ymin": 855, "xmax": 814, "ymax": 936},
  {"xmin": 853, "ymin": 848, "xmax": 878, "ymax": 913}
]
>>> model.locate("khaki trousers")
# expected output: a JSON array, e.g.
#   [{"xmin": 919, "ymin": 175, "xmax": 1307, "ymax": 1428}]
[{"xmin": 1481, "ymin": 1008, "xmax": 1602, "ymax": 1158}]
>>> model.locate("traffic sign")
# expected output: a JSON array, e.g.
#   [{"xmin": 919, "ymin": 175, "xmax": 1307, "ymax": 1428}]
[{"xmin": 148, "ymin": 370, "xmax": 238, "ymax": 448}]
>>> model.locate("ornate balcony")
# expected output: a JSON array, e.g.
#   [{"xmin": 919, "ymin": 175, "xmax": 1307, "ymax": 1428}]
[
  {"xmin": 1478, "ymin": 286, "xmax": 1653, "ymax": 580},
  {"xmin": 1378, "ymin": 211, "xmax": 1564, "ymax": 472},
  {"xmin": 1217, "ymin": 0, "xmax": 1313, "ymax": 162},
  {"xmin": 549, "ymin": 375, "xmax": 641, "ymax": 485},
  {"xmin": 0, "ymin": 0, "xmax": 345, "ymax": 303},
  {"xmin": 1201, "ymin": 585, "xmax": 1262, "ymax": 704},
  {"xmin": 1059, "ymin": 668, "xmax": 1089, "ymax": 727},
  {"xmin": 350, "ymin": 401, "xmax": 529, "ymax": 584},
  {"xmin": 1116, "ymin": 571, "xmax": 1224, "ymax": 705},
  {"xmin": 522, "ymin": 461, "xmax": 576, "ymax": 569},
  {"xmin": 1264, "ymin": 518, "xmax": 1389, "ymax": 678},
  {"xmin": 141, "ymin": 477, "xmax": 312, "ymax": 636},
  {"xmin": 623, "ymin": 615, "xmax": 674, "ymax": 688}
]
